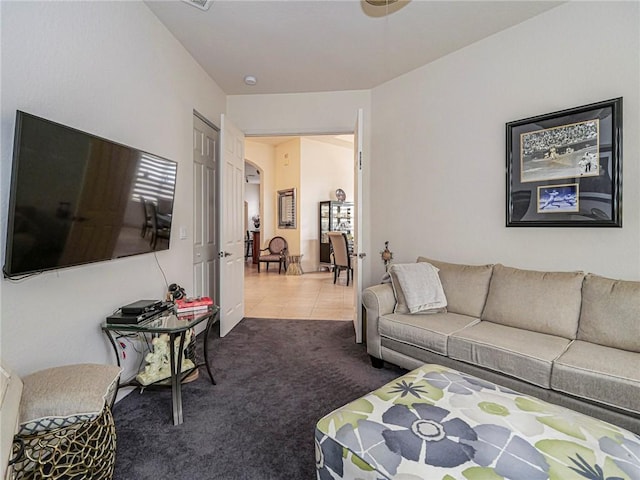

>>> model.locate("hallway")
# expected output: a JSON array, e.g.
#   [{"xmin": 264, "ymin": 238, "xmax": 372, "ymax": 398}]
[{"xmin": 244, "ymin": 262, "xmax": 354, "ymax": 320}]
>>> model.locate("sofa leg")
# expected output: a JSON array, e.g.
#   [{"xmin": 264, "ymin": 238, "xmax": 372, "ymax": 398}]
[{"xmin": 370, "ymin": 356, "xmax": 384, "ymax": 369}]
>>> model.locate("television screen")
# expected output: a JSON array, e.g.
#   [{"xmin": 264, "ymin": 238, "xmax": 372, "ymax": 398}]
[{"xmin": 3, "ymin": 111, "xmax": 177, "ymax": 278}]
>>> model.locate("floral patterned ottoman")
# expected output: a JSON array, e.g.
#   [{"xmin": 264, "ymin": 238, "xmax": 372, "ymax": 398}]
[{"xmin": 315, "ymin": 364, "xmax": 640, "ymax": 480}]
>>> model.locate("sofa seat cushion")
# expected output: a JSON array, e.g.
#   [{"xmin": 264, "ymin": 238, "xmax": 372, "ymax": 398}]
[
  {"xmin": 417, "ymin": 257, "xmax": 493, "ymax": 318},
  {"xmin": 379, "ymin": 312, "xmax": 479, "ymax": 356},
  {"xmin": 552, "ymin": 340, "xmax": 640, "ymax": 415},
  {"xmin": 448, "ymin": 321, "xmax": 571, "ymax": 388},
  {"xmin": 481, "ymin": 264, "xmax": 584, "ymax": 339}
]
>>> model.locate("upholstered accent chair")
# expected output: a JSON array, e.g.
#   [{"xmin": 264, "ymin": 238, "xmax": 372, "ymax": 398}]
[
  {"xmin": 328, "ymin": 231, "xmax": 352, "ymax": 286},
  {"xmin": 258, "ymin": 236, "xmax": 288, "ymax": 273}
]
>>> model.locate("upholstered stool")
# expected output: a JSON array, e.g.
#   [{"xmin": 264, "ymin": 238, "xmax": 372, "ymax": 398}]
[
  {"xmin": 11, "ymin": 364, "xmax": 121, "ymax": 480},
  {"xmin": 316, "ymin": 364, "xmax": 640, "ymax": 480}
]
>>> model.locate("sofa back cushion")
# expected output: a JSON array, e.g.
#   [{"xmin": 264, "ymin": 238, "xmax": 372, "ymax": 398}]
[
  {"xmin": 578, "ymin": 274, "xmax": 640, "ymax": 352},
  {"xmin": 417, "ymin": 257, "xmax": 493, "ymax": 318},
  {"xmin": 481, "ymin": 264, "xmax": 584, "ymax": 339}
]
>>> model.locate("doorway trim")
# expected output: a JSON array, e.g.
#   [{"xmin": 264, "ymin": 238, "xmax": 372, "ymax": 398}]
[{"xmin": 192, "ymin": 109, "xmax": 220, "ymax": 310}]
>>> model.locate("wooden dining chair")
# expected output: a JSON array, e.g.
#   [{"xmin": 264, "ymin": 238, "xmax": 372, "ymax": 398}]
[{"xmin": 327, "ymin": 231, "xmax": 352, "ymax": 286}]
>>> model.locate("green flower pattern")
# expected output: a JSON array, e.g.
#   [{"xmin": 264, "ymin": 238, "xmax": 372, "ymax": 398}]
[{"xmin": 315, "ymin": 364, "xmax": 640, "ymax": 480}]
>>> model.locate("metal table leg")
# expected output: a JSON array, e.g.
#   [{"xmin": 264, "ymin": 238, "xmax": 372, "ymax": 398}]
[
  {"xmin": 103, "ymin": 330, "xmax": 122, "ymax": 368},
  {"xmin": 202, "ymin": 311, "xmax": 219, "ymax": 385},
  {"xmin": 168, "ymin": 331, "xmax": 186, "ymax": 425}
]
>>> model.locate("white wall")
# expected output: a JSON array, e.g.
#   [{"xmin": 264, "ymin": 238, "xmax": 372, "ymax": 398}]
[
  {"xmin": 0, "ymin": 2, "xmax": 226, "ymax": 376},
  {"xmin": 244, "ymin": 141, "xmax": 276, "ymax": 249},
  {"xmin": 300, "ymin": 138, "xmax": 354, "ymax": 272},
  {"xmin": 369, "ymin": 1, "xmax": 640, "ymax": 284},
  {"xmin": 274, "ymin": 139, "xmax": 302, "ymax": 255},
  {"xmin": 245, "ymin": 183, "xmax": 260, "ymax": 231},
  {"xmin": 228, "ymin": 91, "xmax": 371, "ymax": 136}
]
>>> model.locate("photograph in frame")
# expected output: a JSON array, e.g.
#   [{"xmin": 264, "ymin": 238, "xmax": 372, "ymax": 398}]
[
  {"xmin": 521, "ymin": 120, "xmax": 600, "ymax": 183},
  {"xmin": 537, "ymin": 183, "xmax": 579, "ymax": 214},
  {"xmin": 506, "ymin": 97, "xmax": 622, "ymax": 227}
]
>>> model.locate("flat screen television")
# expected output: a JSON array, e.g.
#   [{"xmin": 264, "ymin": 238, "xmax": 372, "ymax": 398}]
[{"xmin": 3, "ymin": 111, "xmax": 178, "ymax": 278}]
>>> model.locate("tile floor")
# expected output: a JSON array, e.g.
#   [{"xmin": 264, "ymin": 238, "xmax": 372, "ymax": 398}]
[{"xmin": 244, "ymin": 261, "xmax": 354, "ymax": 320}]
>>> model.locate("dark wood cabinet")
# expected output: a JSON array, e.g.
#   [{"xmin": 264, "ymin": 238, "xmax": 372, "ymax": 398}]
[{"xmin": 319, "ymin": 201, "xmax": 353, "ymax": 265}]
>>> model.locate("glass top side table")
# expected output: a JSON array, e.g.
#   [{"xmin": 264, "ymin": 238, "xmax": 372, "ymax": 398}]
[{"xmin": 101, "ymin": 306, "xmax": 219, "ymax": 425}]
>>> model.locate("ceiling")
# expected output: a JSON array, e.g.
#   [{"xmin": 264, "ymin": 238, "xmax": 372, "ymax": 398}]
[{"xmin": 145, "ymin": 0, "xmax": 564, "ymax": 96}]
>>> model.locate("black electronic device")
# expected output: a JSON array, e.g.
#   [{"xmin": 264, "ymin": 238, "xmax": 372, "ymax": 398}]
[
  {"xmin": 121, "ymin": 299, "xmax": 163, "ymax": 316},
  {"xmin": 3, "ymin": 111, "xmax": 178, "ymax": 278},
  {"xmin": 106, "ymin": 300, "xmax": 173, "ymax": 325},
  {"xmin": 106, "ymin": 311, "xmax": 150, "ymax": 325}
]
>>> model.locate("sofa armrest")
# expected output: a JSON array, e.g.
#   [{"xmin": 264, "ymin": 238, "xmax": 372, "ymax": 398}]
[
  {"xmin": 363, "ymin": 283, "xmax": 396, "ymax": 359},
  {"xmin": 1, "ymin": 364, "xmax": 23, "ymax": 480}
]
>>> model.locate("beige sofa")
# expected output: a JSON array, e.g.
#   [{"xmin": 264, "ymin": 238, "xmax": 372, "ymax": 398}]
[{"xmin": 363, "ymin": 257, "xmax": 640, "ymax": 434}]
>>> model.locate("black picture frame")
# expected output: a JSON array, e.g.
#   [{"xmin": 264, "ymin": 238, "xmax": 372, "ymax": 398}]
[{"xmin": 506, "ymin": 98, "xmax": 622, "ymax": 227}]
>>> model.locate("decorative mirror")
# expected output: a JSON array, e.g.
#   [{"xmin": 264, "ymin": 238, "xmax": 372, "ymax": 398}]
[{"xmin": 277, "ymin": 188, "xmax": 296, "ymax": 229}]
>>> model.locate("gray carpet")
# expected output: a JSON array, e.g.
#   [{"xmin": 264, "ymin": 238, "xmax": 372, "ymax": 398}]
[{"xmin": 112, "ymin": 318, "xmax": 406, "ymax": 480}]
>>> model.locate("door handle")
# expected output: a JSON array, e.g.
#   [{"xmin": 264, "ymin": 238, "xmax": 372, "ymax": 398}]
[
  {"xmin": 358, "ymin": 253, "xmax": 367, "ymax": 259},
  {"xmin": 224, "ymin": 251, "xmax": 232, "ymax": 257},
  {"xmin": 217, "ymin": 251, "xmax": 233, "ymax": 258}
]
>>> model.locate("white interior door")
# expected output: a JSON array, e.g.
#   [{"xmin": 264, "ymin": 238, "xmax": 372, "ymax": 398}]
[
  {"xmin": 353, "ymin": 108, "xmax": 365, "ymax": 343},
  {"xmin": 193, "ymin": 114, "xmax": 218, "ymax": 303},
  {"xmin": 219, "ymin": 114, "xmax": 245, "ymax": 336}
]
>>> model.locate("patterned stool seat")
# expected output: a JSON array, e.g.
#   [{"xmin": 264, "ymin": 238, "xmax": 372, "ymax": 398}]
[
  {"xmin": 315, "ymin": 364, "xmax": 640, "ymax": 480},
  {"xmin": 11, "ymin": 364, "xmax": 121, "ymax": 480}
]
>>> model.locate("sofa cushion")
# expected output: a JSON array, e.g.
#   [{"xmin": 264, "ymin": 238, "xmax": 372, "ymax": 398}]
[
  {"xmin": 388, "ymin": 263, "xmax": 447, "ymax": 314},
  {"xmin": 379, "ymin": 312, "xmax": 479, "ymax": 356},
  {"xmin": 448, "ymin": 321, "xmax": 571, "ymax": 388},
  {"xmin": 417, "ymin": 257, "xmax": 493, "ymax": 318},
  {"xmin": 552, "ymin": 340, "xmax": 640, "ymax": 415},
  {"xmin": 481, "ymin": 264, "xmax": 584, "ymax": 339},
  {"xmin": 577, "ymin": 274, "xmax": 640, "ymax": 353}
]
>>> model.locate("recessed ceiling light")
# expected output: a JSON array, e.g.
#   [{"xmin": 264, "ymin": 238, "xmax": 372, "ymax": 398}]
[{"xmin": 244, "ymin": 75, "xmax": 257, "ymax": 86}]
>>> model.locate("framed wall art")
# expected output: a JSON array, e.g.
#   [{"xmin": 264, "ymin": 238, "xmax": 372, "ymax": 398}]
[
  {"xmin": 277, "ymin": 188, "xmax": 297, "ymax": 229},
  {"xmin": 506, "ymin": 97, "xmax": 622, "ymax": 227}
]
